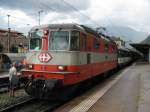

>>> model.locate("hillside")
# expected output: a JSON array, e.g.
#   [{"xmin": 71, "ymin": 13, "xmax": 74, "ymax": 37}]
[{"xmin": 105, "ymin": 26, "xmax": 149, "ymax": 43}]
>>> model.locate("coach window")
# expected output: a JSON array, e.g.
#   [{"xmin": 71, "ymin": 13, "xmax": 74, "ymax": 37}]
[
  {"xmin": 70, "ymin": 31, "xmax": 80, "ymax": 51},
  {"xmin": 49, "ymin": 31, "xmax": 69, "ymax": 50}
]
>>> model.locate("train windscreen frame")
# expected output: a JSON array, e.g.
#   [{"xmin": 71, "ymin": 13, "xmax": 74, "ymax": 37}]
[{"xmin": 29, "ymin": 29, "xmax": 43, "ymax": 50}]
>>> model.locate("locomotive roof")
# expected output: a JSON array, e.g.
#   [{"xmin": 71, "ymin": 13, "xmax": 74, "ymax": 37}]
[
  {"xmin": 30, "ymin": 24, "xmax": 85, "ymax": 32},
  {"xmin": 119, "ymin": 47, "xmax": 130, "ymax": 52},
  {"xmin": 30, "ymin": 23, "xmax": 112, "ymax": 42},
  {"xmin": 31, "ymin": 23, "xmax": 101, "ymax": 35}
]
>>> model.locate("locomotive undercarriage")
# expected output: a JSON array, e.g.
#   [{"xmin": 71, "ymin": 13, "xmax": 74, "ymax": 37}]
[{"xmin": 24, "ymin": 78, "xmax": 63, "ymax": 99}]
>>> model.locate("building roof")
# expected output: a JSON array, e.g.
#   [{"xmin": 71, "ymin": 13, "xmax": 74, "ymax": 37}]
[
  {"xmin": 0, "ymin": 28, "xmax": 22, "ymax": 34},
  {"xmin": 130, "ymin": 43, "xmax": 150, "ymax": 49},
  {"xmin": 140, "ymin": 35, "xmax": 150, "ymax": 45},
  {"xmin": 130, "ymin": 43, "xmax": 149, "ymax": 55},
  {"xmin": 130, "ymin": 35, "xmax": 150, "ymax": 48},
  {"xmin": 130, "ymin": 35, "xmax": 150, "ymax": 55}
]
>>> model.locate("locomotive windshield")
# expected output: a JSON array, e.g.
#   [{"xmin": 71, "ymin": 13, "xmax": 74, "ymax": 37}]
[
  {"xmin": 49, "ymin": 31, "xmax": 69, "ymax": 50},
  {"xmin": 29, "ymin": 30, "xmax": 43, "ymax": 50}
]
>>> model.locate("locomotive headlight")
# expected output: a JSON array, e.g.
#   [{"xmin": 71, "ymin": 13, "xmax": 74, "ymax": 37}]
[
  {"xmin": 58, "ymin": 65, "xmax": 66, "ymax": 71},
  {"xmin": 28, "ymin": 64, "xmax": 33, "ymax": 69}
]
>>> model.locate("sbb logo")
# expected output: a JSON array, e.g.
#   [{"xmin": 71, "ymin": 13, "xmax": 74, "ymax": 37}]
[{"xmin": 38, "ymin": 52, "xmax": 52, "ymax": 63}]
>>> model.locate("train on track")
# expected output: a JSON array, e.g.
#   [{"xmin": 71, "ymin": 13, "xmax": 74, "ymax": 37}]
[{"xmin": 21, "ymin": 24, "xmax": 140, "ymax": 99}]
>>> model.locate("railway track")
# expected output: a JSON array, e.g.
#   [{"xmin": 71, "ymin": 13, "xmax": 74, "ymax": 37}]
[
  {"xmin": 0, "ymin": 83, "xmax": 24, "ymax": 94},
  {"xmin": 0, "ymin": 88, "xmax": 77, "ymax": 112},
  {"xmin": 0, "ymin": 98, "xmax": 63, "ymax": 112},
  {"xmin": 0, "ymin": 97, "xmax": 34, "ymax": 112}
]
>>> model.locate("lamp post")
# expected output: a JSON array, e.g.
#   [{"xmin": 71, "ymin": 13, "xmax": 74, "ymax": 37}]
[
  {"xmin": 38, "ymin": 10, "xmax": 43, "ymax": 26},
  {"xmin": 7, "ymin": 14, "xmax": 11, "ymax": 53}
]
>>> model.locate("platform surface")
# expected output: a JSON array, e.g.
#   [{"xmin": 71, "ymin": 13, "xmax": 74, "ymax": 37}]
[{"xmin": 88, "ymin": 62, "xmax": 150, "ymax": 112}]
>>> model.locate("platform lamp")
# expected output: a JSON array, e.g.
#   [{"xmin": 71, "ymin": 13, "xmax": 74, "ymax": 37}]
[
  {"xmin": 38, "ymin": 10, "xmax": 43, "ymax": 26},
  {"xmin": 7, "ymin": 14, "xmax": 11, "ymax": 53}
]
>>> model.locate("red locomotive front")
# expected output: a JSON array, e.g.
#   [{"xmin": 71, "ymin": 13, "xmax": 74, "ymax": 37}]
[{"xmin": 22, "ymin": 24, "xmax": 118, "ymax": 99}]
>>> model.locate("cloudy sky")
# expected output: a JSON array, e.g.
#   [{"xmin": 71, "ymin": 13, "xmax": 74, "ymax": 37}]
[{"xmin": 0, "ymin": 0, "xmax": 150, "ymax": 40}]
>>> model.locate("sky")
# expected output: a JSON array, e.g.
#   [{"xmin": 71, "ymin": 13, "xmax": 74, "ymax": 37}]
[{"xmin": 0, "ymin": 0, "xmax": 150, "ymax": 41}]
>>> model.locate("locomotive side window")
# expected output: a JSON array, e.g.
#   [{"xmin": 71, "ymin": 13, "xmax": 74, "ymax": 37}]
[
  {"xmin": 30, "ymin": 30, "xmax": 43, "ymax": 50},
  {"xmin": 30, "ymin": 38, "xmax": 41, "ymax": 50},
  {"xmin": 49, "ymin": 31, "xmax": 69, "ymax": 50},
  {"xmin": 82, "ymin": 34, "xmax": 87, "ymax": 50},
  {"xmin": 93, "ymin": 37, "xmax": 99, "ymax": 49},
  {"xmin": 70, "ymin": 31, "xmax": 80, "ymax": 51},
  {"xmin": 105, "ymin": 41, "xmax": 109, "ymax": 52}
]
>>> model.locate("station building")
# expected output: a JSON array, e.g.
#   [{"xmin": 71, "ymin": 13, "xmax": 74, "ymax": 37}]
[
  {"xmin": 0, "ymin": 28, "xmax": 29, "ymax": 53},
  {"xmin": 131, "ymin": 35, "xmax": 150, "ymax": 63},
  {"xmin": 0, "ymin": 28, "xmax": 29, "ymax": 71}
]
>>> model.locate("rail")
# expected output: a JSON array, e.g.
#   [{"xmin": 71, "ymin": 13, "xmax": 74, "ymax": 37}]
[{"xmin": 0, "ymin": 97, "xmax": 35, "ymax": 112}]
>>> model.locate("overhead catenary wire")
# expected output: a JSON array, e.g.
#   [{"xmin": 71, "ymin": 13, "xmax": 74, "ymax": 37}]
[
  {"xmin": 60, "ymin": 0, "xmax": 100, "ymax": 26},
  {"xmin": 35, "ymin": 0, "xmax": 98, "ymax": 26},
  {"xmin": 60, "ymin": 0, "xmax": 124, "ymax": 37},
  {"xmin": 38, "ymin": 0, "xmax": 124, "ymax": 37},
  {"xmin": 0, "ymin": 0, "xmax": 125, "ymax": 37}
]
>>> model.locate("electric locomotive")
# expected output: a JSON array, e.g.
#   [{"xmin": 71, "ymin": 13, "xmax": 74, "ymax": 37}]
[{"xmin": 22, "ymin": 24, "xmax": 118, "ymax": 98}]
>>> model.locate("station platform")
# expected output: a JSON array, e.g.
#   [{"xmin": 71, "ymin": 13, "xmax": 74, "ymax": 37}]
[
  {"xmin": 87, "ymin": 62, "xmax": 150, "ymax": 112},
  {"xmin": 54, "ymin": 62, "xmax": 150, "ymax": 112}
]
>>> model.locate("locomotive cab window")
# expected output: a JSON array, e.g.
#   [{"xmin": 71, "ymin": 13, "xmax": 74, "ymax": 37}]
[
  {"xmin": 29, "ymin": 29, "xmax": 43, "ymax": 50},
  {"xmin": 70, "ymin": 31, "xmax": 80, "ymax": 51},
  {"xmin": 49, "ymin": 31, "xmax": 69, "ymax": 50}
]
